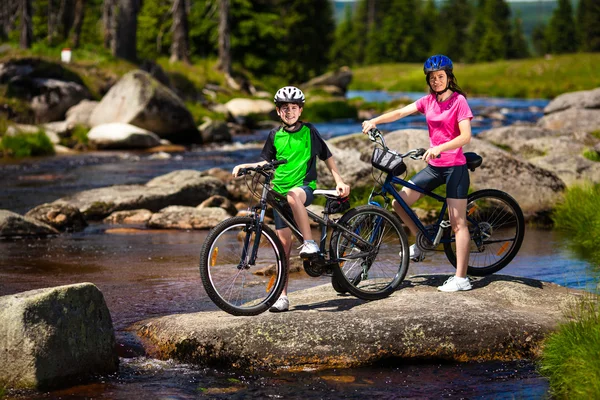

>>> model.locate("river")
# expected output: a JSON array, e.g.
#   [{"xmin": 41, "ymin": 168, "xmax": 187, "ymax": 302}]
[{"xmin": 1, "ymin": 92, "xmax": 597, "ymax": 399}]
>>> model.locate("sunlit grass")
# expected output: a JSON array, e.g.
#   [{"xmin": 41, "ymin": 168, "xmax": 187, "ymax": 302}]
[
  {"xmin": 0, "ymin": 129, "xmax": 55, "ymax": 158},
  {"xmin": 351, "ymin": 53, "xmax": 600, "ymax": 99},
  {"xmin": 539, "ymin": 294, "xmax": 600, "ymax": 399}
]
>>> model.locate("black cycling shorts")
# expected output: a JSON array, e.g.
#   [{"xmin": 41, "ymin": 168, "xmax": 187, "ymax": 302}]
[
  {"xmin": 273, "ymin": 186, "xmax": 315, "ymax": 230},
  {"xmin": 409, "ymin": 164, "xmax": 470, "ymax": 199}
]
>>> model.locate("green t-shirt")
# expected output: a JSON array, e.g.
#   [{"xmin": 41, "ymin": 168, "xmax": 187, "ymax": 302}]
[{"xmin": 260, "ymin": 122, "xmax": 332, "ymax": 195}]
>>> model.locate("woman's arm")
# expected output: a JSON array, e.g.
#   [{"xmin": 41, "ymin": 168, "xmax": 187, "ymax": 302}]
[
  {"xmin": 361, "ymin": 102, "xmax": 419, "ymax": 134},
  {"xmin": 423, "ymin": 119, "xmax": 472, "ymax": 162}
]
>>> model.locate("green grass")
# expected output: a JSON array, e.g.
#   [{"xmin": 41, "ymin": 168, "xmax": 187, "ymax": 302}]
[
  {"xmin": 583, "ymin": 148, "xmax": 600, "ymax": 162},
  {"xmin": 539, "ymin": 294, "xmax": 600, "ymax": 399},
  {"xmin": 0, "ymin": 129, "xmax": 55, "ymax": 158},
  {"xmin": 351, "ymin": 53, "xmax": 600, "ymax": 99},
  {"xmin": 552, "ymin": 183, "xmax": 600, "ymax": 264},
  {"xmin": 302, "ymin": 100, "xmax": 358, "ymax": 123}
]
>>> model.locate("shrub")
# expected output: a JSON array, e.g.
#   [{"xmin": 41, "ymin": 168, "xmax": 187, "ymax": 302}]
[
  {"xmin": 539, "ymin": 295, "xmax": 600, "ymax": 399},
  {"xmin": 302, "ymin": 100, "xmax": 357, "ymax": 123},
  {"xmin": 0, "ymin": 129, "xmax": 55, "ymax": 158},
  {"xmin": 552, "ymin": 183, "xmax": 600, "ymax": 263},
  {"xmin": 582, "ymin": 148, "xmax": 600, "ymax": 162}
]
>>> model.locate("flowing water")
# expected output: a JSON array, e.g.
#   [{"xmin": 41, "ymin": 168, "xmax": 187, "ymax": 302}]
[{"xmin": 1, "ymin": 92, "xmax": 597, "ymax": 399}]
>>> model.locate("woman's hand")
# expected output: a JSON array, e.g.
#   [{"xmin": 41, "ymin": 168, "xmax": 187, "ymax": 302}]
[
  {"xmin": 361, "ymin": 120, "xmax": 376, "ymax": 135},
  {"xmin": 423, "ymin": 147, "xmax": 441, "ymax": 163}
]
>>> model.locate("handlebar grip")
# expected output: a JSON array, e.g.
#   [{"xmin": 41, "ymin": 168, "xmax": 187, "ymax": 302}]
[
  {"xmin": 414, "ymin": 148, "xmax": 426, "ymax": 157},
  {"xmin": 272, "ymin": 159, "xmax": 288, "ymax": 167},
  {"xmin": 237, "ymin": 168, "xmax": 248, "ymax": 177},
  {"xmin": 368, "ymin": 128, "xmax": 381, "ymax": 141}
]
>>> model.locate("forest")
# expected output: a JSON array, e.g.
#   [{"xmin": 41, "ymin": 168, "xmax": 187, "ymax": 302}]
[{"xmin": 1, "ymin": 0, "xmax": 599, "ymax": 84}]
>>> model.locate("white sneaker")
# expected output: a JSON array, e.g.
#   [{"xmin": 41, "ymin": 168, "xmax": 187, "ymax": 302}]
[
  {"xmin": 299, "ymin": 240, "xmax": 319, "ymax": 258},
  {"xmin": 410, "ymin": 244, "xmax": 425, "ymax": 262},
  {"xmin": 437, "ymin": 276, "xmax": 472, "ymax": 292},
  {"xmin": 269, "ymin": 296, "xmax": 289, "ymax": 312}
]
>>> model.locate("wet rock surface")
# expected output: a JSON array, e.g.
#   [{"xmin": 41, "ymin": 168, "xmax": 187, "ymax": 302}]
[{"xmin": 131, "ymin": 275, "xmax": 579, "ymax": 372}]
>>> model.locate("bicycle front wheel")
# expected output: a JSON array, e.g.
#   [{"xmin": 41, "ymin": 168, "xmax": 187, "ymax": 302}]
[
  {"xmin": 443, "ymin": 189, "xmax": 525, "ymax": 276},
  {"xmin": 199, "ymin": 216, "xmax": 288, "ymax": 316},
  {"xmin": 330, "ymin": 205, "xmax": 409, "ymax": 301}
]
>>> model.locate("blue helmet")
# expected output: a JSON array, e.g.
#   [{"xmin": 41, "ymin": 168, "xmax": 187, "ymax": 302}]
[{"xmin": 423, "ymin": 55, "xmax": 453, "ymax": 74}]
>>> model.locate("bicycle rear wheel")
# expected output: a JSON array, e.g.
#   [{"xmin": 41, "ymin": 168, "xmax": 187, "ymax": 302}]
[
  {"xmin": 330, "ymin": 205, "xmax": 409, "ymax": 301},
  {"xmin": 443, "ymin": 189, "xmax": 525, "ymax": 276},
  {"xmin": 199, "ymin": 216, "xmax": 287, "ymax": 316}
]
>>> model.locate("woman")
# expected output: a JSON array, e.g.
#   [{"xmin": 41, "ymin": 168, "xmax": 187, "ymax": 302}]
[{"xmin": 361, "ymin": 54, "xmax": 473, "ymax": 292}]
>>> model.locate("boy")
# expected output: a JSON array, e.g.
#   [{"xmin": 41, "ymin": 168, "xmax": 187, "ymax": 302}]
[{"xmin": 232, "ymin": 86, "xmax": 350, "ymax": 312}]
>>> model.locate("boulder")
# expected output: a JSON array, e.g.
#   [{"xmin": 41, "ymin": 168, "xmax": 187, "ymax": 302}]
[
  {"xmin": 198, "ymin": 119, "xmax": 231, "ymax": 144},
  {"xmin": 329, "ymin": 130, "xmax": 566, "ymax": 220},
  {"xmin": 537, "ymin": 108, "xmax": 600, "ymax": 134},
  {"xmin": 65, "ymin": 100, "xmax": 99, "ymax": 127},
  {"xmin": 25, "ymin": 203, "xmax": 87, "ymax": 232},
  {"xmin": 0, "ymin": 210, "xmax": 59, "ymax": 238},
  {"xmin": 7, "ymin": 76, "xmax": 90, "ymax": 123},
  {"xmin": 543, "ymin": 87, "xmax": 600, "ymax": 114},
  {"xmin": 0, "ymin": 283, "xmax": 119, "ymax": 389},
  {"xmin": 302, "ymin": 66, "xmax": 353, "ymax": 94},
  {"xmin": 316, "ymin": 142, "xmax": 372, "ymax": 189},
  {"xmin": 53, "ymin": 170, "xmax": 228, "ymax": 220},
  {"xmin": 89, "ymin": 70, "xmax": 198, "ymax": 143},
  {"xmin": 87, "ymin": 123, "xmax": 161, "ymax": 149},
  {"xmin": 147, "ymin": 206, "xmax": 230, "ymax": 229},
  {"xmin": 103, "ymin": 209, "xmax": 153, "ymax": 225},
  {"xmin": 197, "ymin": 195, "xmax": 238, "ymax": 216},
  {"xmin": 478, "ymin": 126, "xmax": 600, "ymax": 186},
  {"xmin": 131, "ymin": 275, "xmax": 579, "ymax": 372},
  {"xmin": 224, "ymin": 98, "xmax": 275, "ymax": 119}
]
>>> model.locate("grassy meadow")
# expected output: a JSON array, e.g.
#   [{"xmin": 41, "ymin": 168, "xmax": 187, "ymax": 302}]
[{"xmin": 351, "ymin": 53, "xmax": 600, "ymax": 99}]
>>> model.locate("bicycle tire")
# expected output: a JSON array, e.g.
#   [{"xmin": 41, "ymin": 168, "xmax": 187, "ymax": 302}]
[
  {"xmin": 199, "ymin": 216, "xmax": 288, "ymax": 316},
  {"xmin": 330, "ymin": 205, "xmax": 409, "ymax": 301},
  {"xmin": 443, "ymin": 189, "xmax": 525, "ymax": 276}
]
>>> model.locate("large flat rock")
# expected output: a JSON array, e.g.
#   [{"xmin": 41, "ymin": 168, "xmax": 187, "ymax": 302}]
[{"xmin": 131, "ymin": 274, "xmax": 580, "ymax": 372}]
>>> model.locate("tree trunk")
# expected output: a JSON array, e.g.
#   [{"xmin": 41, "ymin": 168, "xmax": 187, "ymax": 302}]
[
  {"xmin": 19, "ymin": 0, "xmax": 33, "ymax": 49},
  {"xmin": 367, "ymin": 0, "xmax": 376, "ymax": 33},
  {"xmin": 103, "ymin": 0, "xmax": 116, "ymax": 50},
  {"xmin": 70, "ymin": 0, "xmax": 84, "ymax": 48},
  {"xmin": 113, "ymin": 0, "xmax": 139, "ymax": 62},
  {"xmin": 47, "ymin": 0, "xmax": 57, "ymax": 43},
  {"xmin": 170, "ymin": 0, "xmax": 190, "ymax": 64},
  {"xmin": 216, "ymin": 0, "xmax": 231, "ymax": 75},
  {"xmin": 57, "ymin": 0, "xmax": 75, "ymax": 40}
]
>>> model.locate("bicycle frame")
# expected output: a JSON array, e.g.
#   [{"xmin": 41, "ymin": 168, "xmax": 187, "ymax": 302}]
[
  {"xmin": 376, "ymin": 173, "xmax": 453, "ymax": 246},
  {"xmin": 243, "ymin": 166, "xmax": 376, "ymax": 269}
]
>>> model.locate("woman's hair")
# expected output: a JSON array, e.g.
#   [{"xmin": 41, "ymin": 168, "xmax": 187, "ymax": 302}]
[{"xmin": 427, "ymin": 70, "xmax": 467, "ymax": 98}]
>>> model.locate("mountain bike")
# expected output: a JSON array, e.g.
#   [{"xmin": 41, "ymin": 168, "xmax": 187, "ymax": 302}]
[
  {"xmin": 366, "ymin": 128, "xmax": 525, "ymax": 276},
  {"xmin": 199, "ymin": 160, "xmax": 409, "ymax": 316}
]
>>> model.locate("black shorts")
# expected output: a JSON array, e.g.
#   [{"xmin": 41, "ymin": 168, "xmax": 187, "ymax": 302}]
[
  {"xmin": 409, "ymin": 164, "xmax": 470, "ymax": 199},
  {"xmin": 273, "ymin": 186, "xmax": 315, "ymax": 230}
]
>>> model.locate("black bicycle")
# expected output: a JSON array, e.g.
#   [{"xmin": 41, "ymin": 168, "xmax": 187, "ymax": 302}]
[
  {"xmin": 199, "ymin": 160, "xmax": 409, "ymax": 316},
  {"xmin": 367, "ymin": 128, "xmax": 525, "ymax": 276}
]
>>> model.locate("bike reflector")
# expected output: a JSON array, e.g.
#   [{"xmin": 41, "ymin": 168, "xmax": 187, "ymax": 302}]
[
  {"xmin": 266, "ymin": 275, "xmax": 276, "ymax": 292},
  {"xmin": 497, "ymin": 242, "xmax": 510, "ymax": 256},
  {"xmin": 211, "ymin": 248, "xmax": 218, "ymax": 266}
]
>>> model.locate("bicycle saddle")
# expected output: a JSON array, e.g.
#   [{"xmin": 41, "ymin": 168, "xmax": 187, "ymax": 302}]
[{"xmin": 464, "ymin": 152, "xmax": 482, "ymax": 171}]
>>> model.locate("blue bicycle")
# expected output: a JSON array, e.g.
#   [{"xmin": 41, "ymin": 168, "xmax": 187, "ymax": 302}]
[{"xmin": 363, "ymin": 129, "xmax": 525, "ymax": 276}]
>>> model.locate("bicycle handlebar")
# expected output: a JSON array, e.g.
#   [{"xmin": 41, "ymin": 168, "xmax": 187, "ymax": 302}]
[
  {"xmin": 367, "ymin": 128, "xmax": 439, "ymax": 160},
  {"xmin": 237, "ymin": 159, "xmax": 288, "ymax": 177}
]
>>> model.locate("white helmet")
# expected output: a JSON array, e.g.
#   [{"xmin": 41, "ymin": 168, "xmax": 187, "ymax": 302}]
[{"xmin": 274, "ymin": 86, "xmax": 305, "ymax": 107}]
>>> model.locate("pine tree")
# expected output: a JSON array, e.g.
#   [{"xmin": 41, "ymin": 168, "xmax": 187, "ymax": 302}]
[
  {"xmin": 577, "ymin": 0, "xmax": 600, "ymax": 52},
  {"xmin": 508, "ymin": 14, "xmax": 529, "ymax": 59},
  {"xmin": 330, "ymin": 4, "xmax": 357, "ymax": 68},
  {"xmin": 546, "ymin": 0, "xmax": 577, "ymax": 54},
  {"xmin": 436, "ymin": 0, "xmax": 472, "ymax": 61},
  {"xmin": 20, "ymin": 0, "xmax": 33, "ymax": 48},
  {"xmin": 170, "ymin": 0, "xmax": 190, "ymax": 64}
]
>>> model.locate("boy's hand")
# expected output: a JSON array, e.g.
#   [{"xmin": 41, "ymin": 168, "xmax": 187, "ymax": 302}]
[
  {"xmin": 336, "ymin": 182, "xmax": 350, "ymax": 197},
  {"xmin": 232, "ymin": 164, "xmax": 245, "ymax": 177}
]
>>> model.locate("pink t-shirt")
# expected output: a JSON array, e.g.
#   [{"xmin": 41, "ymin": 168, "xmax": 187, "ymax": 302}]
[{"xmin": 415, "ymin": 92, "xmax": 473, "ymax": 167}]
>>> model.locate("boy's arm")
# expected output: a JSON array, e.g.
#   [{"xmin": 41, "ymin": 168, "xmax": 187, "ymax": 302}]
[{"xmin": 324, "ymin": 157, "xmax": 350, "ymax": 197}]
